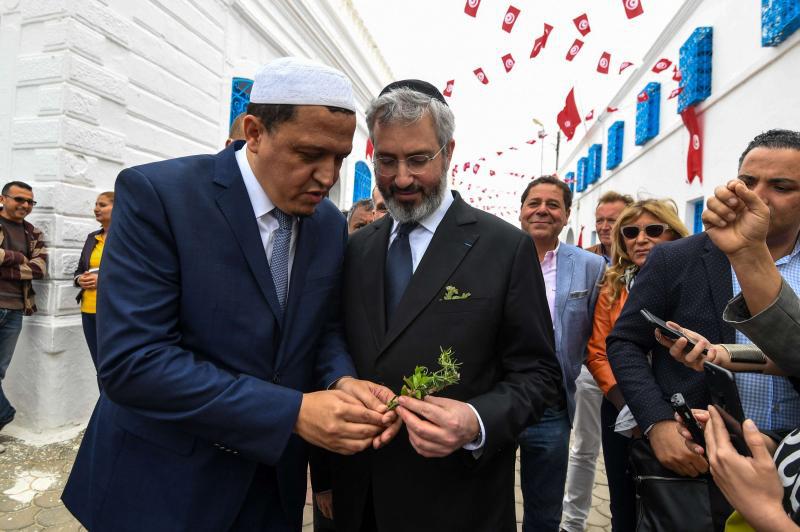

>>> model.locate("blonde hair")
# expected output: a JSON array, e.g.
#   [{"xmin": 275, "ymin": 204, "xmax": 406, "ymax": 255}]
[
  {"xmin": 98, "ymin": 191, "xmax": 114, "ymax": 202},
  {"xmin": 603, "ymin": 199, "xmax": 689, "ymax": 303}
]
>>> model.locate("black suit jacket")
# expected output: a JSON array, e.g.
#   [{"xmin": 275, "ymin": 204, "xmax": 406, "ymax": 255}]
[
  {"xmin": 73, "ymin": 228, "xmax": 103, "ymax": 303},
  {"xmin": 606, "ymin": 233, "xmax": 736, "ymax": 429},
  {"xmin": 332, "ymin": 192, "xmax": 562, "ymax": 532}
]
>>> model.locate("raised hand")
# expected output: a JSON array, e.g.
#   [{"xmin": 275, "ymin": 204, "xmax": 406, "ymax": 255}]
[
  {"xmin": 702, "ymin": 179, "xmax": 770, "ymax": 256},
  {"xmin": 396, "ymin": 395, "xmax": 480, "ymax": 458},
  {"xmin": 294, "ymin": 389, "xmax": 388, "ymax": 455}
]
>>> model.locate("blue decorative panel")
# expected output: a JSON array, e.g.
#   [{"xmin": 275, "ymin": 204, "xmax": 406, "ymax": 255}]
[
  {"xmin": 762, "ymin": 0, "xmax": 800, "ymax": 46},
  {"xmin": 576, "ymin": 157, "xmax": 589, "ymax": 192},
  {"xmin": 565, "ymin": 171, "xmax": 575, "ymax": 193},
  {"xmin": 692, "ymin": 198, "xmax": 704, "ymax": 234},
  {"xmin": 606, "ymin": 121, "xmax": 625, "ymax": 170},
  {"xmin": 230, "ymin": 77, "xmax": 253, "ymax": 126},
  {"xmin": 352, "ymin": 161, "xmax": 372, "ymax": 203},
  {"xmin": 587, "ymin": 144, "xmax": 602, "ymax": 184},
  {"xmin": 635, "ymin": 82, "xmax": 660, "ymax": 146},
  {"xmin": 678, "ymin": 27, "xmax": 713, "ymax": 113}
]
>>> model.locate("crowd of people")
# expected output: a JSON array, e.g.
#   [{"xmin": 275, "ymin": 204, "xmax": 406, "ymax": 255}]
[{"xmin": 0, "ymin": 55, "xmax": 798, "ymax": 532}]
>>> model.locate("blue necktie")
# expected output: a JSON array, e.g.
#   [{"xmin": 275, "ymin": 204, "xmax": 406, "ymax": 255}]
[
  {"xmin": 385, "ymin": 222, "xmax": 417, "ymax": 324},
  {"xmin": 270, "ymin": 208, "xmax": 292, "ymax": 313}
]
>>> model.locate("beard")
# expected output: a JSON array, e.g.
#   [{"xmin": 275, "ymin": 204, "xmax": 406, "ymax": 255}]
[{"xmin": 379, "ymin": 170, "xmax": 448, "ymax": 224}]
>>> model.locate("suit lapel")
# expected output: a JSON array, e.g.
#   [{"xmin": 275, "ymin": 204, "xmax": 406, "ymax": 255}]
[
  {"xmin": 554, "ymin": 245, "xmax": 575, "ymax": 337},
  {"xmin": 276, "ymin": 214, "xmax": 317, "ymax": 368},
  {"xmin": 361, "ymin": 217, "xmax": 392, "ymax": 351},
  {"xmin": 380, "ymin": 196, "xmax": 479, "ymax": 355},
  {"xmin": 214, "ymin": 149, "xmax": 284, "ymax": 326},
  {"xmin": 701, "ymin": 236, "xmax": 735, "ymax": 343}
]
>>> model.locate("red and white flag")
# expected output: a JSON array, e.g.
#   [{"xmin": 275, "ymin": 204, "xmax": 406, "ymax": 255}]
[
  {"xmin": 652, "ymin": 58, "xmax": 672, "ymax": 73},
  {"xmin": 463, "ymin": 162, "xmax": 471, "ymax": 170},
  {"xmin": 585, "ymin": 109, "xmax": 594, "ymax": 121},
  {"xmin": 530, "ymin": 23, "xmax": 554, "ymax": 58},
  {"xmin": 597, "ymin": 52, "xmax": 611, "ymax": 74},
  {"xmin": 672, "ymin": 66, "xmax": 682, "ymax": 82},
  {"xmin": 681, "ymin": 106, "xmax": 703, "ymax": 184},
  {"xmin": 473, "ymin": 164, "xmax": 480, "ymax": 174},
  {"xmin": 538, "ymin": 130, "xmax": 548, "ymax": 139},
  {"xmin": 489, "ymin": 170, "xmax": 496, "ymax": 176},
  {"xmin": 622, "ymin": 0, "xmax": 644, "ymax": 19},
  {"xmin": 637, "ymin": 91, "xmax": 649, "ymax": 102},
  {"xmin": 607, "ymin": 106, "xmax": 619, "ymax": 112},
  {"xmin": 464, "ymin": 0, "xmax": 481, "ymax": 17},
  {"xmin": 502, "ymin": 5, "xmax": 520, "ymax": 32},
  {"xmin": 496, "ymin": 151, "xmax": 503, "ymax": 156},
  {"xmin": 366, "ymin": 138, "xmax": 373, "ymax": 160},
  {"xmin": 619, "ymin": 61, "xmax": 634, "ymax": 74},
  {"xmin": 577, "ymin": 225, "xmax": 585, "ymax": 247},
  {"xmin": 526, "ymin": 139, "xmax": 537, "ymax": 144},
  {"xmin": 443, "ymin": 80, "xmax": 454, "ymax": 97},
  {"xmin": 573, "ymin": 13, "xmax": 591, "ymax": 36},
  {"xmin": 565, "ymin": 39, "xmax": 584, "ymax": 61},
  {"xmin": 473, "ymin": 68, "xmax": 489, "ymax": 84},
  {"xmin": 556, "ymin": 88, "xmax": 581, "ymax": 140},
  {"xmin": 502, "ymin": 53, "xmax": 515, "ymax": 72},
  {"xmin": 668, "ymin": 87, "xmax": 683, "ymax": 99}
]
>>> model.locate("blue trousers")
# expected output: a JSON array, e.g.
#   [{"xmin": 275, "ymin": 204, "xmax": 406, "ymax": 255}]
[
  {"xmin": 0, "ymin": 308, "xmax": 24, "ymax": 427},
  {"xmin": 518, "ymin": 407, "xmax": 571, "ymax": 532}
]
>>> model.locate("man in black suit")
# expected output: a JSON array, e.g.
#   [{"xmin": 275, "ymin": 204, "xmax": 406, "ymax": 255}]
[
  {"xmin": 607, "ymin": 129, "xmax": 800, "ymax": 530},
  {"xmin": 331, "ymin": 80, "xmax": 563, "ymax": 532}
]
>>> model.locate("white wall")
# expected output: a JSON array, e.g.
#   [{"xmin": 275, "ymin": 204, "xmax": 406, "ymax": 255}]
[
  {"xmin": 0, "ymin": 0, "xmax": 391, "ymax": 438},
  {"xmin": 560, "ymin": 0, "xmax": 800, "ymax": 238}
]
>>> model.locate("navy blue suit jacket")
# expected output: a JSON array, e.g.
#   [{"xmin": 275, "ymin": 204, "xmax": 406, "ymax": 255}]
[
  {"xmin": 62, "ymin": 143, "xmax": 355, "ymax": 531},
  {"xmin": 606, "ymin": 233, "xmax": 735, "ymax": 430}
]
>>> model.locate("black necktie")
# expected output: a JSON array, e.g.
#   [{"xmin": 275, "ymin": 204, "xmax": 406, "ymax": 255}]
[{"xmin": 385, "ymin": 222, "xmax": 417, "ymax": 324}]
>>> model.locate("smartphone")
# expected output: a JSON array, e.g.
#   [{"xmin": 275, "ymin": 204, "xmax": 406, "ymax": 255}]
[
  {"xmin": 640, "ymin": 308, "xmax": 707, "ymax": 355},
  {"xmin": 87, "ymin": 268, "xmax": 99, "ymax": 274},
  {"xmin": 670, "ymin": 393, "xmax": 705, "ymax": 450},
  {"xmin": 703, "ymin": 361, "xmax": 751, "ymax": 456}
]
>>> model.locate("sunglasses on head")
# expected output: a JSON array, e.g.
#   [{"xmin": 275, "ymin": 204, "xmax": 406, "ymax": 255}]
[{"xmin": 621, "ymin": 223, "xmax": 670, "ymax": 239}]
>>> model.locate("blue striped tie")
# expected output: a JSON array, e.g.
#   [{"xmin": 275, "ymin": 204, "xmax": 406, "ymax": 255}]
[
  {"xmin": 270, "ymin": 208, "xmax": 292, "ymax": 313},
  {"xmin": 385, "ymin": 222, "xmax": 417, "ymax": 324}
]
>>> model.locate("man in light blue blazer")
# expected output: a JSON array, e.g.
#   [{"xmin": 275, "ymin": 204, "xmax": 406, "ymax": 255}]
[{"xmin": 516, "ymin": 176, "xmax": 605, "ymax": 532}]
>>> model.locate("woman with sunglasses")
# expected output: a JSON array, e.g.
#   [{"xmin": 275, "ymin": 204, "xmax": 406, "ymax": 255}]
[
  {"xmin": 585, "ymin": 199, "xmax": 689, "ymax": 531},
  {"xmin": 73, "ymin": 192, "xmax": 114, "ymax": 381}
]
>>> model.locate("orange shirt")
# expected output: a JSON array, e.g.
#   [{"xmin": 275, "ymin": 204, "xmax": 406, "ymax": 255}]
[{"xmin": 586, "ymin": 283, "xmax": 628, "ymax": 396}]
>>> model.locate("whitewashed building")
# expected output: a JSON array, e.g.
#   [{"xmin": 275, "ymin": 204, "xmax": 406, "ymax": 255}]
[
  {"xmin": 559, "ymin": 0, "xmax": 800, "ymax": 246},
  {"xmin": 0, "ymin": 0, "xmax": 391, "ymax": 438}
]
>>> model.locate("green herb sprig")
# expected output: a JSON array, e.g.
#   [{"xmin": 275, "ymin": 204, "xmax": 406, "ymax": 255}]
[{"xmin": 386, "ymin": 347, "xmax": 461, "ymax": 410}]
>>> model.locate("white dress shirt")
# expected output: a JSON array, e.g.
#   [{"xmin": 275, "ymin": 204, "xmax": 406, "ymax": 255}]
[
  {"xmin": 236, "ymin": 146, "xmax": 298, "ymax": 281},
  {"xmin": 388, "ymin": 190, "xmax": 486, "ymax": 451}
]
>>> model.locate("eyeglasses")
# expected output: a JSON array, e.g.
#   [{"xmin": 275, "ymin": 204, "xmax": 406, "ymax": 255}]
[
  {"xmin": 373, "ymin": 145, "xmax": 446, "ymax": 177},
  {"xmin": 621, "ymin": 223, "xmax": 670, "ymax": 239},
  {"xmin": 3, "ymin": 195, "xmax": 36, "ymax": 206}
]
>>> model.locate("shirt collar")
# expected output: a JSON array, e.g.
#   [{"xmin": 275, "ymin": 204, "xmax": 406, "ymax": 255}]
[
  {"xmin": 541, "ymin": 241, "xmax": 561, "ymax": 264},
  {"xmin": 236, "ymin": 145, "xmax": 275, "ymax": 219},
  {"xmin": 776, "ymin": 234, "xmax": 800, "ymax": 266},
  {"xmin": 391, "ymin": 188, "xmax": 455, "ymax": 236}
]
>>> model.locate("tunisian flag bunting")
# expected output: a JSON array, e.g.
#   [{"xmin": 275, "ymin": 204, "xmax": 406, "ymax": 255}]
[
  {"xmin": 565, "ymin": 39, "xmax": 584, "ymax": 61},
  {"xmin": 502, "ymin": 5, "xmax": 520, "ymax": 32},
  {"xmin": 474, "ymin": 68, "xmax": 489, "ymax": 84},
  {"xmin": 637, "ymin": 91, "xmax": 649, "ymax": 102},
  {"xmin": 623, "ymin": 0, "xmax": 644, "ymax": 19},
  {"xmin": 652, "ymin": 58, "xmax": 672, "ymax": 73},
  {"xmin": 557, "ymin": 88, "xmax": 581, "ymax": 140},
  {"xmin": 681, "ymin": 106, "xmax": 703, "ymax": 184},
  {"xmin": 365, "ymin": 138, "xmax": 373, "ymax": 160},
  {"xmin": 443, "ymin": 80, "xmax": 454, "ymax": 97},
  {"xmin": 525, "ymin": 139, "xmax": 537, "ymax": 144},
  {"xmin": 489, "ymin": 170, "xmax": 496, "ymax": 176},
  {"xmin": 619, "ymin": 61, "xmax": 634, "ymax": 74},
  {"xmin": 577, "ymin": 225, "xmax": 585, "ymax": 248},
  {"xmin": 585, "ymin": 109, "xmax": 594, "ymax": 121},
  {"xmin": 673, "ymin": 66, "xmax": 682, "ymax": 81},
  {"xmin": 597, "ymin": 52, "xmax": 611, "ymax": 74},
  {"xmin": 464, "ymin": 0, "xmax": 480, "ymax": 17},
  {"xmin": 530, "ymin": 23, "xmax": 554, "ymax": 58},
  {"xmin": 668, "ymin": 87, "xmax": 683, "ymax": 99},
  {"xmin": 607, "ymin": 106, "xmax": 619, "ymax": 112},
  {"xmin": 463, "ymin": 162, "xmax": 471, "ymax": 170},
  {"xmin": 502, "ymin": 53, "xmax": 515, "ymax": 72},
  {"xmin": 473, "ymin": 164, "xmax": 480, "ymax": 174},
  {"xmin": 573, "ymin": 13, "xmax": 591, "ymax": 36}
]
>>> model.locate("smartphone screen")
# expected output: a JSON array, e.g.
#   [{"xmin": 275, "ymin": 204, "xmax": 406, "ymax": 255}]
[
  {"xmin": 640, "ymin": 309, "xmax": 705, "ymax": 354},
  {"xmin": 703, "ymin": 361, "xmax": 751, "ymax": 456}
]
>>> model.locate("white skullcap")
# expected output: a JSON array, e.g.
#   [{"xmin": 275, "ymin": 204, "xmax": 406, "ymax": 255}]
[{"xmin": 249, "ymin": 57, "xmax": 356, "ymax": 112}]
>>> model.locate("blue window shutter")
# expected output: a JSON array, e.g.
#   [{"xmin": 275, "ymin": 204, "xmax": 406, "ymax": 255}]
[
  {"xmin": 693, "ymin": 198, "xmax": 704, "ymax": 234},
  {"xmin": 678, "ymin": 27, "xmax": 713, "ymax": 113},
  {"xmin": 635, "ymin": 82, "xmax": 661, "ymax": 145},
  {"xmin": 230, "ymin": 77, "xmax": 253, "ymax": 126},
  {"xmin": 352, "ymin": 161, "xmax": 372, "ymax": 203},
  {"xmin": 762, "ymin": 0, "xmax": 800, "ymax": 46},
  {"xmin": 607, "ymin": 121, "xmax": 624, "ymax": 170}
]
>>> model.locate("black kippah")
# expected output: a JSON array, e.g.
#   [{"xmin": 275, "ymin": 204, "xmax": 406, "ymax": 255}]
[{"xmin": 378, "ymin": 79, "xmax": 448, "ymax": 106}]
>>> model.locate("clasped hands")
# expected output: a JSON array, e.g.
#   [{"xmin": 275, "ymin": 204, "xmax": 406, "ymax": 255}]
[{"xmin": 295, "ymin": 377, "xmax": 479, "ymax": 458}]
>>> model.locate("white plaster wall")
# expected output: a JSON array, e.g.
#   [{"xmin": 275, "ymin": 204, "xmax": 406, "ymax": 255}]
[
  {"xmin": 560, "ymin": 0, "xmax": 800, "ymax": 238},
  {"xmin": 0, "ymin": 0, "xmax": 391, "ymax": 437}
]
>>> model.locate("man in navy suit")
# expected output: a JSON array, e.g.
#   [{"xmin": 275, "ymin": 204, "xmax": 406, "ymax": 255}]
[
  {"xmin": 62, "ymin": 57, "xmax": 397, "ymax": 531},
  {"xmin": 516, "ymin": 176, "xmax": 605, "ymax": 532}
]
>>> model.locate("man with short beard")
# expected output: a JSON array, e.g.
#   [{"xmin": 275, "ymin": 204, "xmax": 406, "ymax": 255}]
[{"xmin": 332, "ymin": 80, "xmax": 563, "ymax": 532}]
